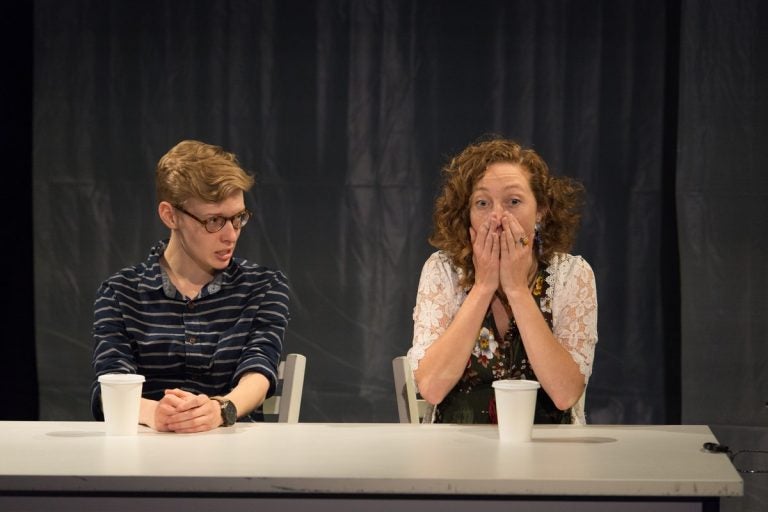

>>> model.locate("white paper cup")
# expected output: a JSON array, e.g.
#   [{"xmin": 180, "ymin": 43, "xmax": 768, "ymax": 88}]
[
  {"xmin": 98, "ymin": 373, "xmax": 145, "ymax": 436},
  {"xmin": 492, "ymin": 379, "xmax": 541, "ymax": 443}
]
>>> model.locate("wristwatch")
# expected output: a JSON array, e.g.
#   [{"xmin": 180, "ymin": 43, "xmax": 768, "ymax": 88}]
[{"xmin": 211, "ymin": 396, "xmax": 237, "ymax": 427}]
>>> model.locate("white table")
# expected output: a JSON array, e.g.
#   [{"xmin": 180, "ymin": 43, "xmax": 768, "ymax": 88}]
[{"xmin": 0, "ymin": 422, "xmax": 742, "ymax": 511}]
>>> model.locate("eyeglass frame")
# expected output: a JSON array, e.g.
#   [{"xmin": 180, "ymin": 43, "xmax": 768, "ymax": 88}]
[{"xmin": 173, "ymin": 204, "xmax": 252, "ymax": 233}]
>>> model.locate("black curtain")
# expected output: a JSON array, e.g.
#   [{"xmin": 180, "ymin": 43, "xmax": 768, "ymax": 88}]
[
  {"xmin": 1, "ymin": 1, "xmax": 36, "ymax": 420},
  {"xmin": 19, "ymin": 0, "xmax": 764, "ymax": 426},
  {"xmin": 678, "ymin": 0, "xmax": 768, "ymax": 425}
]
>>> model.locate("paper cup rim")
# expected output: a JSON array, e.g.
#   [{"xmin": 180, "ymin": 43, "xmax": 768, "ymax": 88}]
[
  {"xmin": 98, "ymin": 373, "xmax": 145, "ymax": 385},
  {"xmin": 492, "ymin": 379, "xmax": 541, "ymax": 390}
]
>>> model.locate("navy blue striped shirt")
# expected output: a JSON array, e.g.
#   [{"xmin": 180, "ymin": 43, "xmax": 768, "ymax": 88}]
[{"xmin": 90, "ymin": 240, "xmax": 290, "ymax": 422}]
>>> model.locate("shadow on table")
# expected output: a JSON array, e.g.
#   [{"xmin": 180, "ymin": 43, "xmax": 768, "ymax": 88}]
[
  {"xmin": 46, "ymin": 430, "xmax": 106, "ymax": 438},
  {"xmin": 533, "ymin": 436, "xmax": 616, "ymax": 444},
  {"xmin": 457, "ymin": 426, "xmax": 616, "ymax": 445}
]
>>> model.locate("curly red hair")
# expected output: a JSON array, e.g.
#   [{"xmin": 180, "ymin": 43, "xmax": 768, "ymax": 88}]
[{"xmin": 429, "ymin": 137, "xmax": 585, "ymax": 288}]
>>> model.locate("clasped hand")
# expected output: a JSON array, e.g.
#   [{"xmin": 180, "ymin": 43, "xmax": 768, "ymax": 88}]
[
  {"xmin": 153, "ymin": 388, "xmax": 222, "ymax": 433},
  {"xmin": 469, "ymin": 214, "xmax": 533, "ymax": 295}
]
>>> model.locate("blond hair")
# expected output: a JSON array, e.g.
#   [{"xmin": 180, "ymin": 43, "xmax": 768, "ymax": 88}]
[{"xmin": 156, "ymin": 140, "xmax": 254, "ymax": 204}]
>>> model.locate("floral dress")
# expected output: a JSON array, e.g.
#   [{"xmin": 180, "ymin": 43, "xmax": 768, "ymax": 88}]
[
  {"xmin": 408, "ymin": 250, "xmax": 598, "ymax": 425},
  {"xmin": 434, "ymin": 270, "xmax": 572, "ymax": 425}
]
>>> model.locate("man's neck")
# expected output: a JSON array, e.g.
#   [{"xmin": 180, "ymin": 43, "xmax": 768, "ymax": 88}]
[{"xmin": 161, "ymin": 237, "xmax": 215, "ymax": 299}]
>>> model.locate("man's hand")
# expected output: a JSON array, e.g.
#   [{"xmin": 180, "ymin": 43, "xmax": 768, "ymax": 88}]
[{"xmin": 159, "ymin": 389, "xmax": 222, "ymax": 433}]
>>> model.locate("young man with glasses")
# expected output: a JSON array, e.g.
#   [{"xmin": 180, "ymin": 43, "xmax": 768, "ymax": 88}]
[{"xmin": 90, "ymin": 140, "xmax": 290, "ymax": 433}]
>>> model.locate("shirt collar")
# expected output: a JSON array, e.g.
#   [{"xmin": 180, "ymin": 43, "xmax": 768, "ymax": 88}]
[{"xmin": 146, "ymin": 240, "xmax": 230, "ymax": 299}]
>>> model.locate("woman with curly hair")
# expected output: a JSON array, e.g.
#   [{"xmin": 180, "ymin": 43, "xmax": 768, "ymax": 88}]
[{"xmin": 407, "ymin": 137, "xmax": 597, "ymax": 424}]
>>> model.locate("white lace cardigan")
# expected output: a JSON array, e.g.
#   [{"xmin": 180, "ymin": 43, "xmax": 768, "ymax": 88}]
[{"xmin": 407, "ymin": 250, "xmax": 598, "ymax": 424}]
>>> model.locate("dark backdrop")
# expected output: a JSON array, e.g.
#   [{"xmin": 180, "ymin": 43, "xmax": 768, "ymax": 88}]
[
  {"xmin": 678, "ymin": 0, "xmax": 768, "ymax": 425},
  {"xmin": 5, "ymin": 0, "xmax": 766, "ymax": 429}
]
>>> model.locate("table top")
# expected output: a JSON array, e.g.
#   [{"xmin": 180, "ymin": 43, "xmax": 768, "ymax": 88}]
[{"xmin": 0, "ymin": 421, "xmax": 743, "ymax": 497}]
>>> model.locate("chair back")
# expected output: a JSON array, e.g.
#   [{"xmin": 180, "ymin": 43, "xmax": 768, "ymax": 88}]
[
  {"xmin": 263, "ymin": 353, "xmax": 306, "ymax": 423},
  {"xmin": 392, "ymin": 356, "xmax": 427, "ymax": 424}
]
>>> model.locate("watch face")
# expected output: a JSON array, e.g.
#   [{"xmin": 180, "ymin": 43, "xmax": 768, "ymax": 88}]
[{"xmin": 221, "ymin": 400, "xmax": 237, "ymax": 426}]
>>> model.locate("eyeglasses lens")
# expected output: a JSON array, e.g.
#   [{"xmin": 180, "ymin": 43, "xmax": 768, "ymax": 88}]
[{"xmin": 204, "ymin": 211, "xmax": 251, "ymax": 233}]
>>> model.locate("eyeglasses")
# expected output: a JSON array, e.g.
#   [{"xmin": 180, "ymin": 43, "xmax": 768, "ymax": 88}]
[{"xmin": 173, "ymin": 205, "xmax": 252, "ymax": 233}]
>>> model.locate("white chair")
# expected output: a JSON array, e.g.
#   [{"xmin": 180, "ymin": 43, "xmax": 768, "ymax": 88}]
[
  {"xmin": 262, "ymin": 353, "xmax": 306, "ymax": 423},
  {"xmin": 392, "ymin": 356, "xmax": 427, "ymax": 424}
]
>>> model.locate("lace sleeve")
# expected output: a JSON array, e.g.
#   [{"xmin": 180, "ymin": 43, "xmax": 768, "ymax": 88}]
[
  {"xmin": 407, "ymin": 252, "xmax": 465, "ymax": 371},
  {"xmin": 548, "ymin": 254, "xmax": 598, "ymax": 383}
]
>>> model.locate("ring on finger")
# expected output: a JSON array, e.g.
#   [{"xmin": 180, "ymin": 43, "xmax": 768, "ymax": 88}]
[{"xmin": 519, "ymin": 235, "xmax": 530, "ymax": 247}]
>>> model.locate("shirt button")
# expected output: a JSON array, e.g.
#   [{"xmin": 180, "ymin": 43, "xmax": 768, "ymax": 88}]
[
  {"xmin": 187, "ymin": 336, "xmax": 197, "ymax": 345},
  {"xmin": 186, "ymin": 301, "xmax": 195, "ymax": 310}
]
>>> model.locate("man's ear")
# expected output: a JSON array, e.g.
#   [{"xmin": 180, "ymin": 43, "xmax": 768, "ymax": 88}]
[{"xmin": 158, "ymin": 201, "xmax": 177, "ymax": 230}]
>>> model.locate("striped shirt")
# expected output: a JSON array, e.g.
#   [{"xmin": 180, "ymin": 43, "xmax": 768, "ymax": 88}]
[{"xmin": 90, "ymin": 240, "xmax": 290, "ymax": 422}]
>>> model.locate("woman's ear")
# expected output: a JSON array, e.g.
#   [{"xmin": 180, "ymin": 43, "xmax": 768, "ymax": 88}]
[
  {"xmin": 158, "ymin": 201, "xmax": 176, "ymax": 230},
  {"xmin": 536, "ymin": 205, "xmax": 549, "ymax": 225}
]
